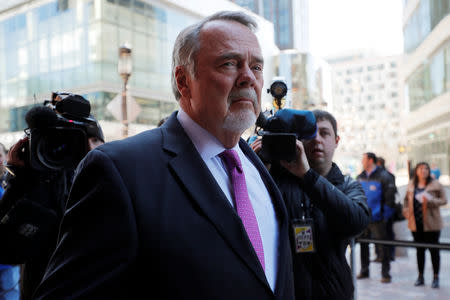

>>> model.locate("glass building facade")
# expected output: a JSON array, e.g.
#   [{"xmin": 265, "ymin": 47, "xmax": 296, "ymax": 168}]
[
  {"xmin": 403, "ymin": 0, "xmax": 450, "ymax": 182},
  {"xmin": 230, "ymin": 0, "xmax": 307, "ymax": 51},
  {"xmin": 406, "ymin": 40, "xmax": 450, "ymax": 111},
  {"xmin": 0, "ymin": 0, "xmax": 199, "ymax": 141},
  {"xmin": 403, "ymin": 0, "xmax": 450, "ymax": 54}
]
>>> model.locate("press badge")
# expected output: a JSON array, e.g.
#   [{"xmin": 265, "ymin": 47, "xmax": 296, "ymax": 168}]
[{"xmin": 292, "ymin": 218, "xmax": 316, "ymax": 253}]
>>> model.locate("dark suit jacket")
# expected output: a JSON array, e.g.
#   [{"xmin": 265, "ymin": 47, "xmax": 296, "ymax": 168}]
[{"xmin": 34, "ymin": 112, "xmax": 294, "ymax": 300}]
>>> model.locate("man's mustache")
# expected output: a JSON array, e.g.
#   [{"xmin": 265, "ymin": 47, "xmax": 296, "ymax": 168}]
[{"xmin": 228, "ymin": 89, "xmax": 258, "ymax": 110}]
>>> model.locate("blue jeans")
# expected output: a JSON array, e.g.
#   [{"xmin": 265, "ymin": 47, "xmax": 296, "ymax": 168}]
[{"xmin": 0, "ymin": 266, "xmax": 20, "ymax": 300}]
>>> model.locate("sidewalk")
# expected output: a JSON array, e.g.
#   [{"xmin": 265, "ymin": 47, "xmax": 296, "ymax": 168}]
[{"xmin": 349, "ymin": 242, "xmax": 450, "ymax": 300}]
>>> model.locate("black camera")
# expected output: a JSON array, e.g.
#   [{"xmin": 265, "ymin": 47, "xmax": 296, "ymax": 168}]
[
  {"xmin": 22, "ymin": 92, "xmax": 103, "ymax": 172},
  {"xmin": 255, "ymin": 108, "xmax": 317, "ymax": 162},
  {"xmin": 250, "ymin": 80, "xmax": 317, "ymax": 162}
]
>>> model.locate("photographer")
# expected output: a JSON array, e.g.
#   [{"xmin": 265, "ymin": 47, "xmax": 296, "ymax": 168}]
[
  {"xmin": 251, "ymin": 109, "xmax": 370, "ymax": 299},
  {"xmin": 0, "ymin": 93, "xmax": 104, "ymax": 300}
]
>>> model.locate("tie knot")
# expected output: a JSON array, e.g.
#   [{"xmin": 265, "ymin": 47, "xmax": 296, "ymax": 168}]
[{"xmin": 219, "ymin": 149, "xmax": 243, "ymax": 173}]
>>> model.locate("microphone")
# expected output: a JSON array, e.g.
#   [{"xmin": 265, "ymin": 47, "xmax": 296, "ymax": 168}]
[{"xmin": 25, "ymin": 106, "xmax": 58, "ymax": 129}]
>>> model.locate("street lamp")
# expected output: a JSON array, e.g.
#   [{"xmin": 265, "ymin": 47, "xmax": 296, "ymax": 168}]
[{"xmin": 118, "ymin": 43, "xmax": 132, "ymax": 138}]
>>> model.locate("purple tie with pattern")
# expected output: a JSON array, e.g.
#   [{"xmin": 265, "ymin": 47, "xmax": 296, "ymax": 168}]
[{"xmin": 219, "ymin": 149, "xmax": 265, "ymax": 271}]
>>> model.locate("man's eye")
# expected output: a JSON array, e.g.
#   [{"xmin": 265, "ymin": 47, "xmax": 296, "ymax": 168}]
[
  {"xmin": 252, "ymin": 65, "xmax": 263, "ymax": 71},
  {"xmin": 223, "ymin": 61, "xmax": 236, "ymax": 67}
]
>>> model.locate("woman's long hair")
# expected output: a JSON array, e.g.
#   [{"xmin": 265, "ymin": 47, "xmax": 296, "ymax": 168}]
[{"xmin": 413, "ymin": 162, "xmax": 433, "ymax": 187}]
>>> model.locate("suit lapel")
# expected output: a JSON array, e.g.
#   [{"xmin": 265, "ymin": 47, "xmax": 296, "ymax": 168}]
[{"xmin": 161, "ymin": 113, "xmax": 270, "ymax": 289}]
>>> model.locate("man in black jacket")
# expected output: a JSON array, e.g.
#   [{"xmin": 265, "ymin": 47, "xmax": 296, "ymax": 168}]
[
  {"xmin": 0, "ymin": 103, "xmax": 104, "ymax": 300},
  {"xmin": 376, "ymin": 156, "xmax": 398, "ymax": 262},
  {"xmin": 252, "ymin": 109, "xmax": 370, "ymax": 299}
]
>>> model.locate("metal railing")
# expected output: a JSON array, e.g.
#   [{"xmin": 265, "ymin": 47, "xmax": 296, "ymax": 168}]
[
  {"xmin": 355, "ymin": 238, "xmax": 450, "ymax": 250},
  {"xmin": 349, "ymin": 238, "xmax": 450, "ymax": 300}
]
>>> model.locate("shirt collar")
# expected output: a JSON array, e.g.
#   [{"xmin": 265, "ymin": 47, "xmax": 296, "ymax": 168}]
[
  {"xmin": 365, "ymin": 166, "xmax": 378, "ymax": 177},
  {"xmin": 177, "ymin": 108, "xmax": 239, "ymax": 160}
]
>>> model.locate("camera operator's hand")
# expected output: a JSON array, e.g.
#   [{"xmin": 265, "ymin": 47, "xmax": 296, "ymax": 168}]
[
  {"xmin": 7, "ymin": 137, "xmax": 28, "ymax": 167},
  {"xmin": 249, "ymin": 138, "xmax": 272, "ymax": 170},
  {"xmin": 249, "ymin": 137, "xmax": 262, "ymax": 154},
  {"xmin": 280, "ymin": 139, "xmax": 310, "ymax": 179}
]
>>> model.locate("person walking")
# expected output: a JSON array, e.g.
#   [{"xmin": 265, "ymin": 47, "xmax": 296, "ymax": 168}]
[
  {"xmin": 33, "ymin": 11, "xmax": 294, "ymax": 300},
  {"xmin": 403, "ymin": 162, "xmax": 447, "ymax": 288}
]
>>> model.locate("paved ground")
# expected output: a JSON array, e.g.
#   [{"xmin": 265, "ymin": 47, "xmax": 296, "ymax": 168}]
[
  {"xmin": 349, "ymin": 243, "xmax": 450, "ymax": 300},
  {"xmin": 348, "ymin": 185, "xmax": 450, "ymax": 300}
]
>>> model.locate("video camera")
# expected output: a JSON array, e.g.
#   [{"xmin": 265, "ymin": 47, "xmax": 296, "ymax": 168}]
[
  {"xmin": 21, "ymin": 92, "xmax": 104, "ymax": 172},
  {"xmin": 253, "ymin": 80, "xmax": 317, "ymax": 162}
]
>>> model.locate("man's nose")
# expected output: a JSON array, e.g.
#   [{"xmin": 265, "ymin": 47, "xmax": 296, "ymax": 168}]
[
  {"xmin": 312, "ymin": 133, "xmax": 321, "ymax": 143},
  {"xmin": 236, "ymin": 65, "xmax": 256, "ymax": 88}
]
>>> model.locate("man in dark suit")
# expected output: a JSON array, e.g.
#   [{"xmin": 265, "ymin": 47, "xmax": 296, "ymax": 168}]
[{"xmin": 34, "ymin": 11, "xmax": 294, "ymax": 300}]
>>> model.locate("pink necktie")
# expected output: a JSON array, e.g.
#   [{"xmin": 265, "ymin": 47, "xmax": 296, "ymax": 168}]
[{"xmin": 219, "ymin": 149, "xmax": 265, "ymax": 271}]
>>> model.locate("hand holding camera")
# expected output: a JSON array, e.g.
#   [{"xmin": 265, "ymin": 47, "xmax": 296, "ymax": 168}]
[
  {"xmin": 279, "ymin": 139, "xmax": 310, "ymax": 179},
  {"xmin": 7, "ymin": 137, "xmax": 28, "ymax": 167},
  {"xmin": 250, "ymin": 137, "xmax": 310, "ymax": 178}
]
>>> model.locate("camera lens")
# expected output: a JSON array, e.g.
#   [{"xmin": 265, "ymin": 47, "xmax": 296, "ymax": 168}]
[
  {"xmin": 38, "ymin": 138, "xmax": 70, "ymax": 166},
  {"xmin": 35, "ymin": 128, "xmax": 87, "ymax": 170},
  {"xmin": 269, "ymin": 81, "xmax": 288, "ymax": 99}
]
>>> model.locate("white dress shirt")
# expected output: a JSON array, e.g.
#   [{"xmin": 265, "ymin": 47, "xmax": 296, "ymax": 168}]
[{"xmin": 177, "ymin": 109, "xmax": 279, "ymax": 291}]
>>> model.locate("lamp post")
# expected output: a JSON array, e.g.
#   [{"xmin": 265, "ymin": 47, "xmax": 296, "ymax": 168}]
[{"xmin": 118, "ymin": 43, "xmax": 132, "ymax": 138}]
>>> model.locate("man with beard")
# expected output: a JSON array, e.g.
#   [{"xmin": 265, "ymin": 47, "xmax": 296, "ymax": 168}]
[
  {"xmin": 251, "ymin": 109, "xmax": 370, "ymax": 299},
  {"xmin": 34, "ymin": 11, "xmax": 294, "ymax": 300}
]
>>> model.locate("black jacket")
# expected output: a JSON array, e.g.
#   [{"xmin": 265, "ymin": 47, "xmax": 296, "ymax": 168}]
[
  {"xmin": 271, "ymin": 163, "xmax": 370, "ymax": 300},
  {"xmin": 0, "ymin": 167, "xmax": 69, "ymax": 300}
]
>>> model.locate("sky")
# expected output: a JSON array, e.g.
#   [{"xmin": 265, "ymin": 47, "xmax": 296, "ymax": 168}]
[{"xmin": 309, "ymin": 0, "xmax": 404, "ymax": 58}]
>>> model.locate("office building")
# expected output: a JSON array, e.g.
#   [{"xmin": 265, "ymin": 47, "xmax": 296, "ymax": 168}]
[
  {"xmin": 0, "ymin": 0, "xmax": 277, "ymax": 144},
  {"xmin": 230, "ymin": 0, "xmax": 310, "ymax": 51},
  {"xmin": 329, "ymin": 53, "xmax": 405, "ymax": 176},
  {"xmin": 402, "ymin": 0, "xmax": 450, "ymax": 183}
]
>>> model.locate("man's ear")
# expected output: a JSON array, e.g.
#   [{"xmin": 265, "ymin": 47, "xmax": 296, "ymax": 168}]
[
  {"xmin": 335, "ymin": 135, "xmax": 340, "ymax": 147},
  {"xmin": 175, "ymin": 66, "xmax": 191, "ymax": 99}
]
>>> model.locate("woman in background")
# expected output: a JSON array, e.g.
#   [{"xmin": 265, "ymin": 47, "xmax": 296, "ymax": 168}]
[{"xmin": 403, "ymin": 162, "xmax": 447, "ymax": 288}]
